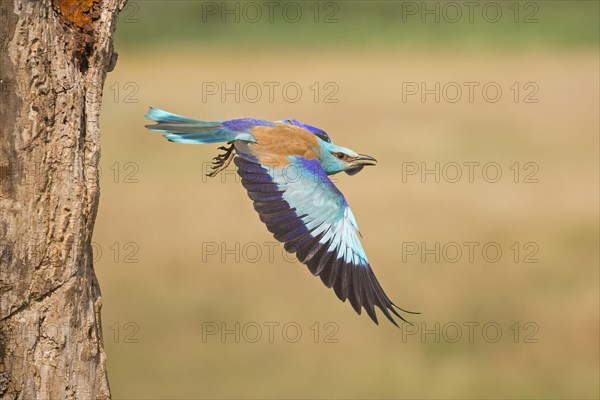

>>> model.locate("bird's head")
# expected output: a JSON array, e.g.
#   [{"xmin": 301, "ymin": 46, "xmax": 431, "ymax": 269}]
[{"xmin": 319, "ymin": 142, "xmax": 377, "ymax": 175}]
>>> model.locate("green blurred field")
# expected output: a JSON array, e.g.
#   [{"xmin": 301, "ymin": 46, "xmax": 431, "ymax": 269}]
[{"xmin": 94, "ymin": 2, "xmax": 599, "ymax": 399}]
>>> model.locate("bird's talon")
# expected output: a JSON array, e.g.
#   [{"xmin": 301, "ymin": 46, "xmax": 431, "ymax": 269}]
[{"xmin": 206, "ymin": 143, "xmax": 236, "ymax": 178}]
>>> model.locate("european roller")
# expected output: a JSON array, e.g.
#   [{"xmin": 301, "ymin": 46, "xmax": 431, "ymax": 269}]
[{"xmin": 145, "ymin": 107, "xmax": 417, "ymax": 326}]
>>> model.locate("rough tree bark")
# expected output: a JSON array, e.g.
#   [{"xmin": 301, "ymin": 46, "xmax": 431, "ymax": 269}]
[{"xmin": 0, "ymin": 0, "xmax": 126, "ymax": 398}]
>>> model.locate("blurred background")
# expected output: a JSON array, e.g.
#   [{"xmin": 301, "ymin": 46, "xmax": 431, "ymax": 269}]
[{"xmin": 95, "ymin": 1, "xmax": 599, "ymax": 398}]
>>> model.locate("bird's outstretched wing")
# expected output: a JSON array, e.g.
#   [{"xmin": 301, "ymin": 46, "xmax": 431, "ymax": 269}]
[{"xmin": 233, "ymin": 143, "xmax": 415, "ymax": 326}]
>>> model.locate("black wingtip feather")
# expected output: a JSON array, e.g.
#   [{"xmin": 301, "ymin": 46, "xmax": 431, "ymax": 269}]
[
  {"xmin": 360, "ymin": 274, "xmax": 379, "ymax": 324},
  {"xmin": 392, "ymin": 303, "xmax": 421, "ymax": 315},
  {"xmin": 322, "ymin": 257, "xmax": 341, "ymax": 289},
  {"xmin": 347, "ymin": 267, "xmax": 362, "ymax": 315}
]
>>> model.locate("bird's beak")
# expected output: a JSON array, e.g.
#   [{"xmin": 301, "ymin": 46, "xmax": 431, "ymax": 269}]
[
  {"xmin": 345, "ymin": 154, "xmax": 377, "ymax": 175},
  {"xmin": 352, "ymin": 154, "xmax": 377, "ymax": 167}
]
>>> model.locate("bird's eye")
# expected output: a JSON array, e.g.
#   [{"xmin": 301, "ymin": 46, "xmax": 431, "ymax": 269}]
[{"xmin": 334, "ymin": 152, "xmax": 345, "ymax": 160}]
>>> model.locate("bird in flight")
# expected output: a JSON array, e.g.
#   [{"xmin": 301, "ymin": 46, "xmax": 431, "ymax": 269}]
[{"xmin": 145, "ymin": 108, "xmax": 417, "ymax": 326}]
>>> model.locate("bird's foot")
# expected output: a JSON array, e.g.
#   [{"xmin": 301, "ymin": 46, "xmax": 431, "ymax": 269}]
[{"xmin": 206, "ymin": 142, "xmax": 235, "ymax": 177}]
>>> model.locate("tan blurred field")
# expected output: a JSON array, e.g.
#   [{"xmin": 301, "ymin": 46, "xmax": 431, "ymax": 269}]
[{"xmin": 95, "ymin": 47, "xmax": 599, "ymax": 399}]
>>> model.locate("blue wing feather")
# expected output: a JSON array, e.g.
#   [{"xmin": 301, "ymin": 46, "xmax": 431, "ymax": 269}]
[{"xmin": 233, "ymin": 147, "xmax": 410, "ymax": 326}]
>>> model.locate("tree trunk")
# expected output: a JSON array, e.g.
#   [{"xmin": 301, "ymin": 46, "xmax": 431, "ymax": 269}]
[{"xmin": 0, "ymin": 0, "xmax": 126, "ymax": 398}]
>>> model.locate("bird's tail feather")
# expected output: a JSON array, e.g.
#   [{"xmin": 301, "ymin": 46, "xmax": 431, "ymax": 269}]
[{"xmin": 145, "ymin": 107, "xmax": 247, "ymax": 144}]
